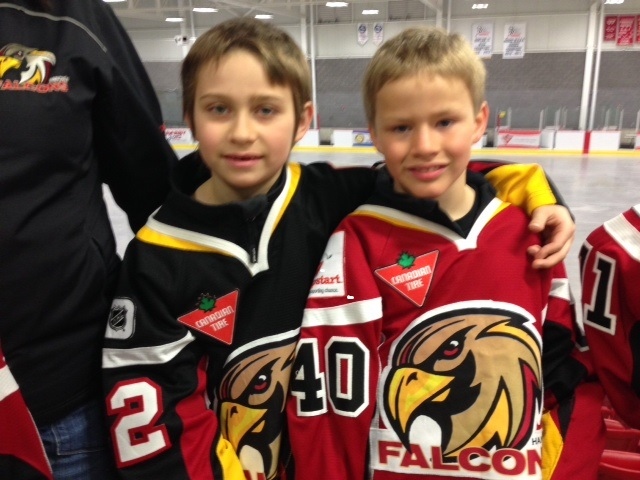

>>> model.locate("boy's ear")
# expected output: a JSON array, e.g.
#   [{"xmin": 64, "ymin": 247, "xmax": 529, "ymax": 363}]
[
  {"xmin": 293, "ymin": 102, "xmax": 314, "ymax": 144},
  {"xmin": 472, "ymin": 102, "xmax": 489, "ymax": 144}
]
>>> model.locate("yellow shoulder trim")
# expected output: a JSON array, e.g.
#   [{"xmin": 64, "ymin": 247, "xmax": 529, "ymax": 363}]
[
  {"xmin": 272, "ymin": 162, "xmax": 301, "ymax": 230},
  {"xmin": 485, "ymin": 164, "xmax": 558, "ymax": 215},
  {"xmin": 137, "ymin": 226, "xmax": 218, "ymax": 253}
]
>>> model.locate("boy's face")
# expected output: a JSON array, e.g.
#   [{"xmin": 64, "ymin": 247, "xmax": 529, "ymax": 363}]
[
  {"xmin": 370, "ymin": 73, "xmax": 488, "ymax": 211},
  {"xmin": 187, "ymin": 50, "xmax": 312, "ymax": 204}
]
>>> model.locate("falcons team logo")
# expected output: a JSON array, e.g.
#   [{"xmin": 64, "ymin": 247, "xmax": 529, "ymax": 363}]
[
  {"xmin": 218, "ymin": 330, "xmax": 299, "ymax": 480},
  {"xmin": 381, "ymin": 306, "xmax": 542, "ymax": 461},
  {"xmin": 0, "ymin": 43, "xmax": 56, "ymax": 84}
]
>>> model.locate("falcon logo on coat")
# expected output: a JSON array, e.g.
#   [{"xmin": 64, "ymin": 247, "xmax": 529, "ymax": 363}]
[
  {"xmin": 382, "ymin": 306, "xmax": 542, "ymax": 461},
  {"xmin": 0, "ymin": 43, "xmax": 56, "ymax": 84},
  {"xmin": 218, "ymin": 330, "xmax": 298, "ymax": 480}
]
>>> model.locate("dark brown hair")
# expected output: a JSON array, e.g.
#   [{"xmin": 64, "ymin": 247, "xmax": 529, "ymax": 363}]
[{"xmin": 181, "ymin": 18, "xmax": 311, "ymax": 135}]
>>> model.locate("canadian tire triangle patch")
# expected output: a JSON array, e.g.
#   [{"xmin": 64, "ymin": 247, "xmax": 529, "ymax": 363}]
[
  {"xmin": 375, "ymin": 251, "xmax": 438, "ymax": 307},
  {"xmin": 178, "ymin": 290, "xmax": 239, "ymax": 344}
]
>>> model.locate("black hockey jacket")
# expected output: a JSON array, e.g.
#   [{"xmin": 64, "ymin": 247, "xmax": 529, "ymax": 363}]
[{"xmin": 0, "ymin": 0, "xmax": 177, "ymax": 424}]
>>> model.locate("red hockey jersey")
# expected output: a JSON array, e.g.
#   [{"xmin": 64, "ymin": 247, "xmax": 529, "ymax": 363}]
[
  {"xmin": 0, "ymin": 348, "xmax": 52, "ymax": 479},
  {"xmin": 581, "ymin": 204, "xmax": 640, "ymax": 428},
  {"xmin": 287, "ymin": 175, "xmax": 593, "ymax": 480}
]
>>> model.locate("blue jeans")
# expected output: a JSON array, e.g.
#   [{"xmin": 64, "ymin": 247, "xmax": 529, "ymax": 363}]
[{"xmin": 37, "ymin": 400, "xmax": 117, "ymax": 479}]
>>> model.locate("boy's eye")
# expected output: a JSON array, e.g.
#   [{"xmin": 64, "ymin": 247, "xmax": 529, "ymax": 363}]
[
  {"xmin": 208, "ymin": 104, "xmax": 228, "ymax": 115},
  {"xmin": 393, "ymin": 125, "xmax": 410, "ymax": 134},
  {"xmin": 257, "ymin": 106, "xmax": 276, "ymax": 116},
  {"xmin": 437, "ymin": 119, "xmax": 454, "ymax": 128}
]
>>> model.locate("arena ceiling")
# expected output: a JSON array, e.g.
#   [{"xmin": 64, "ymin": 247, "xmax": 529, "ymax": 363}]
[{"xmin": 107, "ymin": 0, "xmax": 640, "ymax": 33}]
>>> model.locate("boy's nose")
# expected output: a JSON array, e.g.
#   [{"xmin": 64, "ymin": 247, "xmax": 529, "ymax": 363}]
[
  {"xmin": 230, "ymin": 112, "xmax": 256, "ymax": 142},
  {"xmin": 412, "ymin": 127, "xmax": 438, "ymax": 154}
]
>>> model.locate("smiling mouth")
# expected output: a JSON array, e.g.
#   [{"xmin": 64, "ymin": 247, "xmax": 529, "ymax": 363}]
[
  {"xmin": 410, "ymin": 165, "xmax": 444, "ymax": 172},
  {"xmin": 226, "ymin": 154, "xmax": 262, "ymax": 161}
]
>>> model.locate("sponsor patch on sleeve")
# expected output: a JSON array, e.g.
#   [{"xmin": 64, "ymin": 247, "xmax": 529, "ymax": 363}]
[{"xmin": 308, "ymin": 231, "xmax": 345, "ymax": 298}]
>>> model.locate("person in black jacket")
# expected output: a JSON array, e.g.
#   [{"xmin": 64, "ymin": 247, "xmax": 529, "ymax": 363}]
[{"xmin": 0, "ymin": 1, "xmax": 178, "ymax": 477}]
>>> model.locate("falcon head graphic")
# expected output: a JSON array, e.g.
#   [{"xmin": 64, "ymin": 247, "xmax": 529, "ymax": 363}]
[
  {"xmin": 383, "ymin": 310, "xmax": 542, "ymax": 460},
  {"xmin": 218, "ymin": 335, "xmax": 297, "ymax": 479},
  {"xmin": 0, "ymin": 43, "xmax": 56, "ymax": 84}
]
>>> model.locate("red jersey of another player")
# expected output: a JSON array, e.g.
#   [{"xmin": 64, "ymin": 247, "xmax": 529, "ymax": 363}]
[
  {"xmin": 0, "ymin": 347, "xmax": 52, "ymax": 479},
  {"xmin": 581, "ymin": 204, "xmax": 640, "ymax": 428}
]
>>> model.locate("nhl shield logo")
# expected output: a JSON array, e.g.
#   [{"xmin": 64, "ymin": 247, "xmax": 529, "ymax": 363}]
[{"xmin": 106, "ymin": 298, "xmax": 135, "ymax": 340}]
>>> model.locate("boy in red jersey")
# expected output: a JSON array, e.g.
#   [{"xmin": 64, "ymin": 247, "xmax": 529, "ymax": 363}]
[{"xmin": 287, "ymin": 26, "xmax": 602, "ymax": 480}]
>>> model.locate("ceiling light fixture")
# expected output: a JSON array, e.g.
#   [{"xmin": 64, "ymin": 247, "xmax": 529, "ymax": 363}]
[
  {"xmin": 103, "ymin": 0, "xmax": 126, "ymax": 3},
  {"xmin": 193, "ymin": 7, "xmax": 218, "ymax": 12},
  {"xmin": 604, "ymin": 0, "xmax": 624, "ymax": 4},
  {"xmin": 362, "ymin": 9, "xmax": 379, "ymax": 14},
  {"xmin": 165, "ymin": 17, "xmax": 184, "ymax": 22},
  {"xmin": 326, "ymin": 2, "xmax": 349, "ymax": 7},
  {"xmin": 472, "ymin": 3, "xmax": 489, "ymax": 8},
  {"xmin": 255, "ymin": 14, "xmax": 273, "ymax": 18}
]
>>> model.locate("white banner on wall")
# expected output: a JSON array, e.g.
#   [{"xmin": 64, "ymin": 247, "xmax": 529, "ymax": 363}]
[
  {"xmin": 503, "ymin": 23, "xmax": 526, "ymax": 59},
  {"xmin": 472, "ymin": 22, "xmax": 493, "ymax": 59},
  {"xmin": 357, "ymin": 23, "xmax": 368, "ymax": 46},
  {"xmin": 373, "ymin": 22, "xmax": 384, "ymax": 46}
]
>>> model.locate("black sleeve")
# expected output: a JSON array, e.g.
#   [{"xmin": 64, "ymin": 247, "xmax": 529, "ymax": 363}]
[
  {"xmin": 302, "ymin": 162, "xmax": 378, "ymax": 233},
  {"xmin": 90, "ymin": 0, "xmax": 178, "ymax": 232}
]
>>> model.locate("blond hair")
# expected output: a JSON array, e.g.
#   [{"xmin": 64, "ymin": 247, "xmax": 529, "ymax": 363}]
[
  {"xmin": 181, "ymin": 18, "xmax": 311, "ymax": 134},
  {"xmin": 363, "ymin": 27, "xmax": 486, "ymax": 124}
]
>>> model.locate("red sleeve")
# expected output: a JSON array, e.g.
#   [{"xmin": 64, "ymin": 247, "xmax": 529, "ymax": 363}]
[
  {"xmin": 287, "ymin": 223, "xmax": 382, "ymax": 480},
  {"xmin": 546, "ymin": 382, "xmax": 605, "ymax": 479},
  {"xmin": 0, "ymin": 348, "xmax": 53, "ymax": 480}
]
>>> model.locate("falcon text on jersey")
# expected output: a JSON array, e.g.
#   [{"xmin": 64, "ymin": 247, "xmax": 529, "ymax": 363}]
[{"xmin": 375, "ymin": 441, "xmax": 542, "ymax": 478}]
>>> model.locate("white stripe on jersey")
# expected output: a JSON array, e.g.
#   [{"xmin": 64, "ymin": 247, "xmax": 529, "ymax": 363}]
[
  {"xmin": 354, "ymin": 198, "xmax": 504, "ymax": 252},
  {"xmin": 604, "ymin": 212, "xmax": 640, "ymax": 262},
  {"xmin": 103, "ymin": 331, "xmax": 195, "ymax": 368},
  {"xmin": 0, "ymin": 364, "xmax": 19, "ymax": 402},
  {"xmin": 550, "ymin": 277, "xmax": 572, "ymax": 301},
  {"xmin": 302, "ymin": 298, "xmax": 382, "ymax": 327}
]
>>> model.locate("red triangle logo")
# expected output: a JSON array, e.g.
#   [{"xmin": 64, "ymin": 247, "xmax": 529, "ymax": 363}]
[
  {"xmin": 375, "ymin": 251, "xmax": 438, "ymax": 307},
  {"xmin": 178, "ymin": 290, "xmax": 239, "ymax": 345}
]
